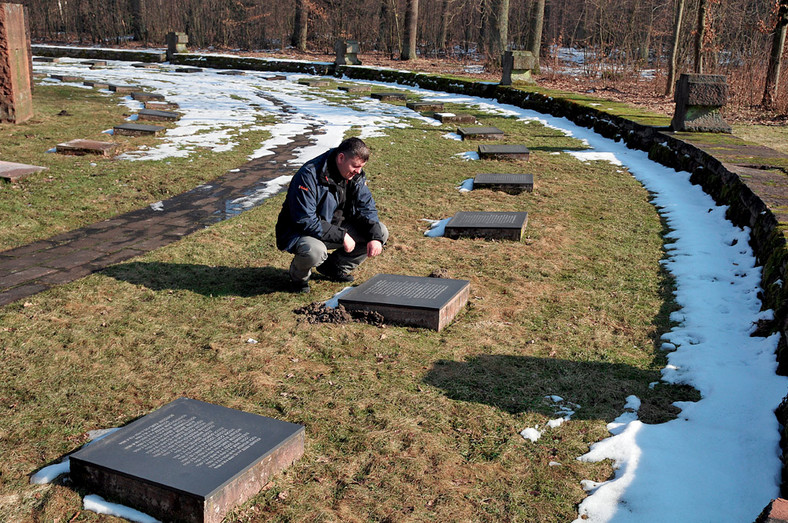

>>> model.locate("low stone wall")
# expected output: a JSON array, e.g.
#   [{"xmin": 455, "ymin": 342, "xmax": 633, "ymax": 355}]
[
  {"xmin": 32, "ymin": 44, "xmax": 165, "ymax": 62},
  {"xmin": 33, "ymin": 46, "xmax": 788, "ymax": 496}
]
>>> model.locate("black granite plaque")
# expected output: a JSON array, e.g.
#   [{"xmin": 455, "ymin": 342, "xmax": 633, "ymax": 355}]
[
  {"xmin": 406, "ymin": 101, "xmax": 444, "ymax": 112},
  {"xmin": 70, "ymin": 397, "xmax": 305, "ymax": 523},
  {"xmin": 114, "ymin": 123, "xmax": 166, "ymax": 136},
  {"xmin": 131, "ymin": 91, "xmax": 165, "ymax": 102},
  {"xmin": 338, "ymin": 274, "xmax": 470, "ymax": 331},
  {"xmin": 264, "ymin": 74, "xmax": 287, "ymax": 81},
  {"xmin": 444, "ymin": 211, "xmax": 528, "ymax": 241},
  {"xmin": 477, "ymin": 144, "xmax": 530, "ymax": 161},
  {"xmin": 457, "ymin": 126, "xmax": 504, "ymax": 140},
  {"xmin": 138, "ymin": 108, "xmax": 180, "ymax": 121},
  {"xmin": 371, "ymin": 92, "xmax": 407, "ymax": 101},
  {"xmin": 473, "ymin": 173, "xmax": 534, "ymax": 193}
]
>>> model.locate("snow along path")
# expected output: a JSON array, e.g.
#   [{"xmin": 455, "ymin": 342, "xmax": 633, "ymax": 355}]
[{"xmin": 33, "ymin": 58, "xmax": 788, "ymax": 522}]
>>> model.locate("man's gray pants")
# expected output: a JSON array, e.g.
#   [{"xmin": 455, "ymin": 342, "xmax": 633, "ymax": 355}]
[{"xmin": 289, "ymin": 222, "xmax": 389, "ymax": 283}]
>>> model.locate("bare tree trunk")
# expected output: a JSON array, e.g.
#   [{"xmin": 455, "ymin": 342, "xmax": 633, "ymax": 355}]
[
  {"xmin": 402, "ymin": 0, "xmax": 418, "ymax": 60},
  {"xmin": 130, "ymin": 0, "xmax": 147, "ymax": 44},
  {"xmin": 482, "ymin": 0, "xmax": 509, "ymax": 66},
  {"xmin": 694, "ymin": 0, "xmax": 707, "ymax": 73},
  {"xmin": 763, "ymin": 0, "xmax": 788, "ymax": 108},
  {"xmin": 527, "ymin": 0, "xmax": 545, "ymax": 73},
  {"xmin": 292, "ymin": 0, "xmax": 308, "ymax": 52},
  {"xmin": 665, "ymin": 0, "xmax": 686, "ymax": 96},
  {"xmin": 438, "ymin": 0, "xmax": 451, "ymax": 52}
]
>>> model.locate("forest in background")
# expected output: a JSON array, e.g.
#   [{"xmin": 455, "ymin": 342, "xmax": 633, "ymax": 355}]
[{"xmin": 15, "ymin": 0, "xmax": 788, "ymax": 115}]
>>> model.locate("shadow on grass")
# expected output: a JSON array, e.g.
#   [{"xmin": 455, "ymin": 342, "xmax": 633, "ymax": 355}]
[
  {"xmin": 424, "ymin": 354, "xmax": 698, "ymax": 424},
  {"xmin": 102, "ymin": 261, "xmax": 290, "ymax": 296}
]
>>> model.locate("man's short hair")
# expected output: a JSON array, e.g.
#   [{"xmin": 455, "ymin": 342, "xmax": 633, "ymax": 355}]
[{"xmin": 336, "ymin": 137, "xmax": 370, "ymax": 162}]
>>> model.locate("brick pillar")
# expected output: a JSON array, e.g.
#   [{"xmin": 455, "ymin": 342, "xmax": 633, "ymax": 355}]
[{"xmin": 0, "ymin": 2, "xmax": 33, "ymax": 124}]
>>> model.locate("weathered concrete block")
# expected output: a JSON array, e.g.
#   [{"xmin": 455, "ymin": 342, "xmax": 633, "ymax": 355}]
[
  {"xmin": 166, "ymin": 31, "xmax": 187, "ymax": 61},
  {"xmin": 0, "ymin": 3, "xmax": 33, "ymax": 123},
  {"xmin": 671, "ymin": 73, "xmax": 731, "ymax": 133},
  {"xmin": 501, "ymin": 50, "xmax": 536, "ymax": 85},
  {"xmin": 334, "ymin": 39, "xmax": 361, "ymax": 65}
]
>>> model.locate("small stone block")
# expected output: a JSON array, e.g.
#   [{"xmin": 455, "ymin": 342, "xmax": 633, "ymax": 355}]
[
  {"xmin": 473, "ymin": 173, "xmax": 534, "ymax": 193},
  {"xmin": 69, "ymin": 397, "xmax": 305, "ymax": 523},
  {"xmin": 339, "ymin": 85, "xmax": 371, "ymax": 93},
  {"xmin": 114, "ymin": 123, "xmax": 166, "ymax": 136},
  {"xmin": 175, "ymin": 67, "xmax": 202, "ymax": 73},
  {"xmin": 371, "ymin": 92, "xmax": 407, "ymax": 101},
  {"xmin": 264, "ymin": 74, "xmax": 287, "ymax": 81},
  {"xmin": 298, "ymin": 78, "xmax": 331, "ymax": 87},
  {"xmin": 144, "ymin": 100, "xmax": 180, "ymax": 111},
  {"xmin": 0, "ymin": 161, "xmax": 46, "ymax": 182},
  {"xmin": 478, "ymin": 144, "xmax": 530, "ymax": 161},
  {"xmin": 434, "ymin": 112, "xmax": 476, "ymax": 124},
  {"xmin": 50, "ymin": 74, "xmax": 83, "ymax": 83},
  {"xmin": 445, "ymin": 211, "xmax": 528, "ymax": 241},
  {"xmin": 406, "ymin": 101, "xmax": 444, "ymax": 112},
  {"xmin": 33, "ymin": 56, "xmax": 59, "ymax": 62},
  {"xmin": 457, "ymin": 126, "xmax": 505, "ymax": 140},
  {"xmin": 218, "ymin": 70, "xmax": 246, "ymax": 76},
  {"xmin": 131, "ymin": 92, "xmax": 165, "ymax": 102},
  {"xmin": 83, "ymin": 81, "xmax": 109, "ymax": 89},
  {"xmin": 108, "ymin": 84, "xmax": 139, "ymax": 93},
  {"xmin": 338, "ymin": 274, "xmax": 470, "ymax": 331},
  {"xmin": 55, "ymin": 139, "xmax": 117, "ymax": 156},
  {"xmin": 82, "ymin": 60, "xmax": 107, "ymax": 66},
  {"xmin": 131, "ymin": 62, "xmax": 158, "ymax": 69},
  {"xmin": 137, "ymin": 108, "xmax": 180, "ymax": 122}
]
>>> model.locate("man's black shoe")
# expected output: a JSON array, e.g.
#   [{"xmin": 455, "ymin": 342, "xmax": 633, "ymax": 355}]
[
  {"xmin": 316, "ymin": 263, "xmax": 355, "ymax": 282},
  {"xmin": 289, "ymin": 279, "xmax": 310, "ymax": 294}
]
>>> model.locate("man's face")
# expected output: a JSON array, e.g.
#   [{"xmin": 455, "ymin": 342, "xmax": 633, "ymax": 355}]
[{"xmin": 336, "ymin": 152, "xmax": 366, "ymax": 180}]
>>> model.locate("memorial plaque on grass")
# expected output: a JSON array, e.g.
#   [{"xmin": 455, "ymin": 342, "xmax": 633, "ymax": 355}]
[
  {"xmin": 175, "ymin": 67, "xmax": 203, "ymax": 73},
  {"xmin": 218, "ymin": 70, "xmax": 246, "ymax": 76},
  {"xmin": 55, "ymin": 139, "xmax": 117, "ymax": 156},
  {"xmin": 82, "ymin": 60, "xmax": 106, "ymax": 66},
  {"xmin": 131, "ymin": 91, "xmax": 165, "ymax": 102},
  {"xmin": 298, "ymin": 78, "xmax": 330, "ymax": 87},
  {"xmin": 445, "ymin": 211, "xmax": 528, "ymax": 241},
  {"xmin": 132, "ymin": 62, "xmax": 158, "ymax": 69},
  {"xmin": 371, "ymin": 92, "xmax": 407, "ymax": 102},
  {"xmin": 145, "ymin": 100, "xmax": 180, "ymax": 110},
  {"xmin": 406, "ymin": 101, "xmax": 445, "ymax": 112},
  {"xmin": 338, "ymin": 274, "xmax": 470, "ymax": 331},
  {"xmin": 264, "ymin": 74, "xmax": 287, "ymax": 81},
  {"xmin": 138, "ymin": 108, "xmax": 180, "ymax": 122},
  {"xmin": 33, "ymin": 56, "xmax": 59, "ymax": 63},
  {"xmin": 473, "ymin": 173, "xmax": 534, "ymax": 193},
  {"xmin": 114, "ymin": 123, "xmax": 165, "ymax": 136},
  {"xmin": 434, "ymin": 112, "xmax": 476, "ymax": 124},
  {"xmin": 50, "ymin": 74, "xmax": 83, "ymax": 83},
  {"xmin": 339, "ymin": 85, "xmax": 371, "ymax": 93},
  {"xmin": 108, "ymin": 84, "xmax": 139, "ymax": 93},
  {"xmin": 0, "ymin": 161, "xmax": 46, "ymax": 182},
  {"xmin": 477, "ymin": 144, "xmax": 530, "ymax": 161},
  {"xmin": 70, "ymin": 397, "xmax": 304, "ymax": 523},
  {"xmin": 83, "ymin": 81, "xmax": 109, "ymax": 89},
  {"xmin": 457, "ymin": 126, "xmax": 504, "ymax": 140}
]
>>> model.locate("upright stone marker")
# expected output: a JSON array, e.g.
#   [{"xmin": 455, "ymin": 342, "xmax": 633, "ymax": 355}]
[
  {"xmin": 0, "ymin": 3, "xmax": 33, "ymax": 124},
  {"xmin": 166, "ymin": 31, "xmax": 188, "ymax": 61},
  {"xmin": 473, "ymin": 173, "xmax": 534, "ymax": 193},
  {"xmin": 478, "ymin": 144, "xmax": 530, "ymax": 161},
  {"xmin": 444, "ymin": 211, "xmax": 528, "ymax": 241},
  {"xmin": 70, "ymin": 397, "xmax": 304, "ymax": 523},
  {"xmin": 457, "ymin": 126, "xmax": 504, "ymax": 140},
  {"xmin": 338, "ymin": 274, "xmax": 470, "ymax": 331},
  {"xmin": 334, "ymin": 39, "xmax": 361, "ymax": 65},
  {"xmin": 500, "ymin": 50, "xmax": 536, "ymax": 85},
  {"xmin": 671, "ymin": 73, "xmax": 731, "ymax": 133}
]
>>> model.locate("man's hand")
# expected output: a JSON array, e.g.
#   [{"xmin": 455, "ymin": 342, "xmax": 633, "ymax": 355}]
[
  {"xmin": 367, "ymin": 240, "xmax": 383, "ymax": 257},
  {"xmin": 343, "ymin": 233, "xmax": 356, "ymax": 253}
]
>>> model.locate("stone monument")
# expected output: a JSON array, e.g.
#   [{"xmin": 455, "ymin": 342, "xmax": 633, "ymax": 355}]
[
  {"xmin": 70, "ymin": 397, "xmax": 304, "ymax": 523},
  {"xmin": 334, "ymin": 39, "xmax": 361, "ymax": 65},
  {"xmin": 166, "ymin": 31, "xmax": 188, "ymax": 62},
  {"xmin": 444, "ymin": 211, "xmax": 529, "ymax": 241},
  {"xmin": 671, "ymin": 73, "xmax": 731, "ymax": 133},
  {"xmin": 338, "ymin": 274, "xmax": 470, "ymax": 331},
  {"xmin": 500, "ymin": 50, "xmax": 536, "ymax": 85},
  {"xmin": 457, "ymin": 126, "xmax": 504, "ymax": 140},
  {"xmin": 0, "ymin": 3, "xmax": 33, "ymax": 124},
  {"xmin": 473, "ymin": 173, "xmax": 534, "ymax": 194},
  {"xmin": 477, "ymin": 144, "xmax": 530, "ymax": 161}
]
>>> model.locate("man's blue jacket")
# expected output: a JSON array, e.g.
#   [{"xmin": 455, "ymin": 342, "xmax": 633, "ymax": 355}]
[{"xmin": 275, "ymin": 148, "xmax": 385, "ymax": 253}]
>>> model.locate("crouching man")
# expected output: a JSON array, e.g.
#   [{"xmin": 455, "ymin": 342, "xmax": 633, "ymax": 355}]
[{"xmin": 275, "ymin": 137, "xmax": 388, "ymax": 293}]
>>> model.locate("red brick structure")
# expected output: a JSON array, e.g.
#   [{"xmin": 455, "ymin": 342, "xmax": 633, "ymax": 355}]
[{"xmin": 0, "ymin": 3, "xmax": 33, "ymax": 123}]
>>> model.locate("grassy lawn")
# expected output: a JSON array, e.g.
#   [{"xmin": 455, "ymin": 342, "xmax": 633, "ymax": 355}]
[{"xmin": 0, "ymin": 82, "xmax": 688, "ymax": 521}]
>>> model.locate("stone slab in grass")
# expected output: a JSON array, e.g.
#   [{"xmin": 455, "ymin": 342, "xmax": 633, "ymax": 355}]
[
  {"xmin": 55, "ymin": 139, "xmax": 117, "ymax": 156},
  {"xmin": 264, "ymin": 74, "xmax": 287, "ymax": 81},
  {"xmin": 473, "ymin": 173, "xmax": 534, "ymax": 193},
  {"xmin": 144, "ymin": 100, "xmax": 180, "ymax": 111},
  {"xmin": 458, "ymin": 126, "xmax": 504, "ymax": 140},
  {"xmin": 81, "ymin": 60, "xmax": 106, "ymax": 66},
  {"xmin": 114, "ymin": 123, "xmax": 166, "ymax": 136},
  {"xmin": 70, "ymin": 397, "xmax": 304, "ymax": 523},
  {"xmin": 83, "ymin": 80, "xmax": 109, "ymax": 89},
  {"xmin": 131, "ymin": 62, "xmax": 158, "ymax": 69},
  {"xmin": 131, "ymin": 91, "xmax": 165, "ymax": 102},
  {"xmin": 406, "ymin": 101, "xmax": 444, "ymax": 112},
  {"xmin": 338, "ymin": 273, "xmax": 470, "ymax": 331},
  {"xmin": 477, "ymin": 144, "xmax": 530, "ymax": 161},
  {"xmin": 339, "ymin": 85, "xmax": 371, "ymax": 93},
  {"xmin": 137, "ymin": 108, "xmax": 180, "ymax": 122},
  {"xmin": 33, "ymin": 56, "xmax": 59, "ymax": 63},
  {"xmin": 444, "ymin": 211, "xmax": 528, "ymax": 241},
  {"xmin": 108, "ymin": 84, "xmax": 140, "ymax": 93},
  {"xmin": 434, "ymin": 112, "xmax": 476, "ymax": 124},
  {"xmin": 298, "ymin": 78, "xmax": 331, "ymax": 87},
  {"xmin": 218, "ymin": 70, "xmax": 246, "ymax": 76},
  {"xmin": 175, "ymin": 67, "xmax": 203, "ymax": 73},
  {"xmin": 0, "ymin": 161, "xmax": 46, "ymax": 182},
  {"xmin": 49, "ymin": 74, "xmax": 82, "ymax": 83},
  {"xmin": 371, "ymin": 92, "xmax": 407, "ymax": 102}
]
